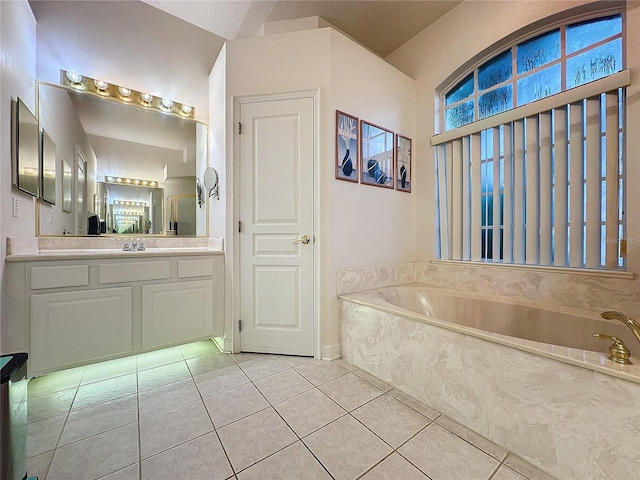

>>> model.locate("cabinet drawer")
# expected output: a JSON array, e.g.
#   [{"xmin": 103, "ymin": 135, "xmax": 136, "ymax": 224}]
[
  {"xmin": 99, "ymin": 261, "xmax": 170, "ymax": 284},
  {"xmin": 31, "ymin": 265, "xmax": 89, "ymax": 290},
  {"xmin": 178, "ymin": 259, "xmax": 214, "ymax": 278}
]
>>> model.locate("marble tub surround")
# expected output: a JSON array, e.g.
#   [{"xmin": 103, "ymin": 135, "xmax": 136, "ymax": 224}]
[
  {"xmin": 340, "ymin": 298, "xmax": 640, "ymax": 480},
  {"xmin": 6, "ymin": 236, "xmax": 224, "ymax": 260},
  {"xmin": 341, "ymin": 285, "xmax": 640, "ymax": 383},
  {"xmin": 416, "ymin": 260, "xmax": 638, "ymax": 320},
  {"xmin": 336, "ymin": 262, "xmax": 415, "ymax": 295},
  {"xmin": 336, "ymin": 260, "xmax": 638, "ymax": 317}
]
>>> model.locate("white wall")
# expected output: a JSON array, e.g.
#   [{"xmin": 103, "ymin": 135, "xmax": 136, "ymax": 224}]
[
  {"xmin": 214, "ymin": 26, "xmax": 416, "ymax": 355},
  {"xmin": 32, "ymin": 0, "xmax": 217, "ymax": 124},
  {"xmin": 385, "ymin": 0, "xmax": 640, "ymax": 313},
  {"xmin": 0, "ymin": 0, "xmax": 37, "ymax": 353},
  {"xmin": 325, "ymin": 29, "xmax": 416, "ymax": 353},
  {"xmin": 208, "ymin": 44, "xmax": 229, "ymax": 349}
]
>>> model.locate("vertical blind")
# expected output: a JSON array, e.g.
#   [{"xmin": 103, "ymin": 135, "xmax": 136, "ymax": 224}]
[{"xmin": 433, "ymin": 72, "xmax": 629, "ymax": 270}]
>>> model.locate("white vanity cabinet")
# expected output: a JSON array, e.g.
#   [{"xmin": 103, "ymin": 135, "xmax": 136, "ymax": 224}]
[{"xmin": 5, "ymin": 252, "xmax": 224, "ymax": 376}]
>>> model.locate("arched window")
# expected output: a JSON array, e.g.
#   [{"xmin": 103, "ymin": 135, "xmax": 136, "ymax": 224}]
[
  {"xmin": 432, "ymin": 12, "xmax": 628, "ymax": 271},
  {"xmin": 444, "ymin": 15, "xmax": 623, "ymax": 131}
]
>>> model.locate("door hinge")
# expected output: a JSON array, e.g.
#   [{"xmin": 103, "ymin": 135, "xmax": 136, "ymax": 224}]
[
  {"xmin": 239, "ymin": 319, "xmax": 242, "ymax": 332},
  {"xmin": 238, "ymin": 220, "xmax": 242, "ymax": 233},
  {"xmin": 238, "ymin": 122, "xmax": 242, "ymax": 135}
]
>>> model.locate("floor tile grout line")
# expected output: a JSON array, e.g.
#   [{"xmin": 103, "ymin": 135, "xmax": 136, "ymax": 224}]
[
  {"xmin": 191, "ymin": 360, "xmax": 238, "ymax": 478},
  {"xmin": 37, "ymin": 381, "xmax": 81, "ymax": 478},
  {"xmin": 297, "ymin": 436, "xmax": 337, "ymax": 480},
  {"xmin": 136, "ymin": 371, "xmax": 143, "ymax": 480},
  {"xmin": 432, "ymin": 417, "xmax": 508, "ymax": 463},
  {"xmin": 226, "ymin": 363, "xmax": 339, "ymax": 478}
]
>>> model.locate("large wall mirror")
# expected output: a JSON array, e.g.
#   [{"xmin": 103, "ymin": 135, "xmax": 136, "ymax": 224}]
[
  {"xmin": 36, "ymin": 82, "xmax": 208, "ymax": 237},
  {"xmin": 13, "ymin": 97, "xmax": 40, "ymax": 197}
]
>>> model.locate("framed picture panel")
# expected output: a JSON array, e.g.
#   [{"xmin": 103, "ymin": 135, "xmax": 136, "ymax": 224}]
[
  {"xmin": 360, "ymin": 120, "xmax": 394, "ymax": 188},
  {"xmin": 335, "ymin": 110, "xmax": 359, "ymax": 182},
  {"xmin": 396, "ymin": 134, "xmax": 412, "ymax": 192}
]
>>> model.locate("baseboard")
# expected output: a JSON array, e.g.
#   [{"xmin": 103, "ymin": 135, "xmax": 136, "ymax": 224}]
[
  {"xmin": 321, "ymin": 343, "xmax": 340, "ymax": 360},
  {"xmin": 213, "ymin": 335, "xmax": 232, "ymax": 353}
]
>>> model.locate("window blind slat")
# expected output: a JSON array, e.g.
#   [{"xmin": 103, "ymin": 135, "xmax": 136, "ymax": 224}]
[
  {"xmin": 502, "ymin": 123, "xmax": 513, "ymax": 263},
  {"xmin": 605, "ymin": 92, "xmax": 620, "ymax": 268},
  {"xmin": 539, "ymin": 112, "xmax": 553, "ymax": 265},
  {"xmin": 585, "ymin": 96, "xmax": 601, "ymax": 268},
  {"xmin": 451, "ymin": 139, "xmax": 463, "ymax": 260},
  {"xmin": 525, "ymin": 115, "xmax": 540, "ymax": 264},
  {"xmin": 436, "ymin": 144, "xmax": 450, "ymax": 259},
  {"xmin": 569, "ymin": 102, "xmax": 584, "ymax": 267},
  {"xmin": 513, "ymin": 120, "xmax": 525, "ymax": 263},
  {"xmin": 471, "ymin": 133, "xmax": 482, "ymax": 261},
  {"xmin": 492, "ymin": 127, "xmax": 501, "ymax": 262},
  {"xmin": 445, "ymin": 141, "xmax": 454, "ymax": 259},
  {"xmin": 462, "ymin": 136, "xmax": 471, "ymax": 260},
  {"xmin": 554, "ymin": 107, "xmax": 569, "ymax": 266}
]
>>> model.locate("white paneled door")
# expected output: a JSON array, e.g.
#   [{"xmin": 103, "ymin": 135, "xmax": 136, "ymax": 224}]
[{"xmin": 239, "ymin": 96, "xmax": 315, "ymax": 356}]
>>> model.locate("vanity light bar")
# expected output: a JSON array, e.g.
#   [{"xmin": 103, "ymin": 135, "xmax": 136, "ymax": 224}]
[
  {"xmin": 113, "ymin": 200, "xmax": 147, "ymax": 207},
  {"xmin": 104, "ymin": 176, "xmax": 158, "ymax": 188},
  {"xmin": 61, "ymin": 70, "xmax": 195, "ymax": 119}
]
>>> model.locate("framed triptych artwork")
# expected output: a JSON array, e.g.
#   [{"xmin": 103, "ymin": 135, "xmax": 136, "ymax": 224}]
[{"xmin": 335, "ymin": 109, "xmax": 412, "ymax": 194}]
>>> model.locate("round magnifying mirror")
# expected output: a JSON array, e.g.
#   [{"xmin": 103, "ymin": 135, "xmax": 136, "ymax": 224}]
[{"xmin": 203, "ymin": 166, "xmax": 219, "ymax": 199}]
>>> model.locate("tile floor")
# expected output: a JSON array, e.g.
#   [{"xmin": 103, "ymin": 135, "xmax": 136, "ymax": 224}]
[{"xmin": 25, "ymin": 340, "xmax": 555, "ymax": 480}]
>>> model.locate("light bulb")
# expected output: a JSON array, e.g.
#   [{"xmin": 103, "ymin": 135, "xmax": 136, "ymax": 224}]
[
  {"xmin": 141, "ymin": 92, "xmax": 153, "ymax": 104},
  {"xmin": 94, "ymin": 78, "xmax": 109, "ymax": 91},
  {"xmin": 66, "ymin": 70, "xmax": 82, "ymax": 84},
  {"xmin": 181, "ymin": 103, "xmax": 193, "ymax": 115},
  {"xmin": 161, "ymin": 97, "xmax": 174, "ymax": 110},
  {"xmin": 119, "ymin": 86, "xmax": 132, "ymax": 98}
]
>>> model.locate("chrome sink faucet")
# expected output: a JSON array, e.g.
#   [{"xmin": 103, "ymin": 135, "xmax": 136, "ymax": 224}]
[
  {"xmin": 131, "ymin": 240, "xmax": 138, "ymax": 251},
  {"xmin": 122, "ymin": 242, "xmax": 130, "ymax": 251}
]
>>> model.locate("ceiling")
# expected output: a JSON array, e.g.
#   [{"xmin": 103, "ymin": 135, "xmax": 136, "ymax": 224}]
[
  {"xmin": 27, "ymin": 1, "xmax": 460, "ymax": 176},
  {"xmin": 142, "ymin": 0, "xmax": 461, "ymax": 58}
]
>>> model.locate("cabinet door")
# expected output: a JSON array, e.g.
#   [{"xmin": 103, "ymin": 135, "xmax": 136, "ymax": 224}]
[
  {"xmin": 31, "ymin": 287, "xmax": 133, "ymax": 374},
  {"xmin": 141, "ymin": 280, "xmax": 214, "ymax": 349}
]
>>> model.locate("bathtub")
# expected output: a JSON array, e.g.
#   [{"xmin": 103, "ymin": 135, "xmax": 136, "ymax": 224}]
[{"xmin": 339, "ymin": 284, "xmax": 640, "ymax": 480}]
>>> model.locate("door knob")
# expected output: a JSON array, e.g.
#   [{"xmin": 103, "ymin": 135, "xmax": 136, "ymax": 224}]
[{"xmin": 293, "ymin": 235, "xmax": 311, "ymax": 245}]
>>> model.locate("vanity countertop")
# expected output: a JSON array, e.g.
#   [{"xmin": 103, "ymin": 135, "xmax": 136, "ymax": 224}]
[{"xmin": 5, "ymin": 237, "xmax": 224, "ymax": 262}]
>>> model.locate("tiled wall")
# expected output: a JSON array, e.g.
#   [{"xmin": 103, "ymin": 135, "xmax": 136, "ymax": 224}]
[
  {"xmin": 336, "ymin": 263, "xmax": 415, "ymax": 296},
  {"xmin": 337, "ymin": 261, "xmax": 639, "ymax": 317}
]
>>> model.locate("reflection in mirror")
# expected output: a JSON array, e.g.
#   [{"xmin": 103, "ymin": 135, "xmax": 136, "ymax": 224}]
[
  {"xmin": 203, "ymin": 166, "xmax": 219, "ymax": 200},
  {"xmin": 36, "ymin": 82, "xmax": 208, "ymax": 236},
  {"xmin": 13, "ymin": 98, "xmax": 40, "ymax": 197},
  {"xmin": 62, "ymin": 160, "xmax": 72, "ymax": 213},
  {"xmin": 41, "ymin": 130, "xmax": 56, "ymax": 204},
  {"xmin": 98, "ymin": 182, "xmax": 163, "ymax": 234}
]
